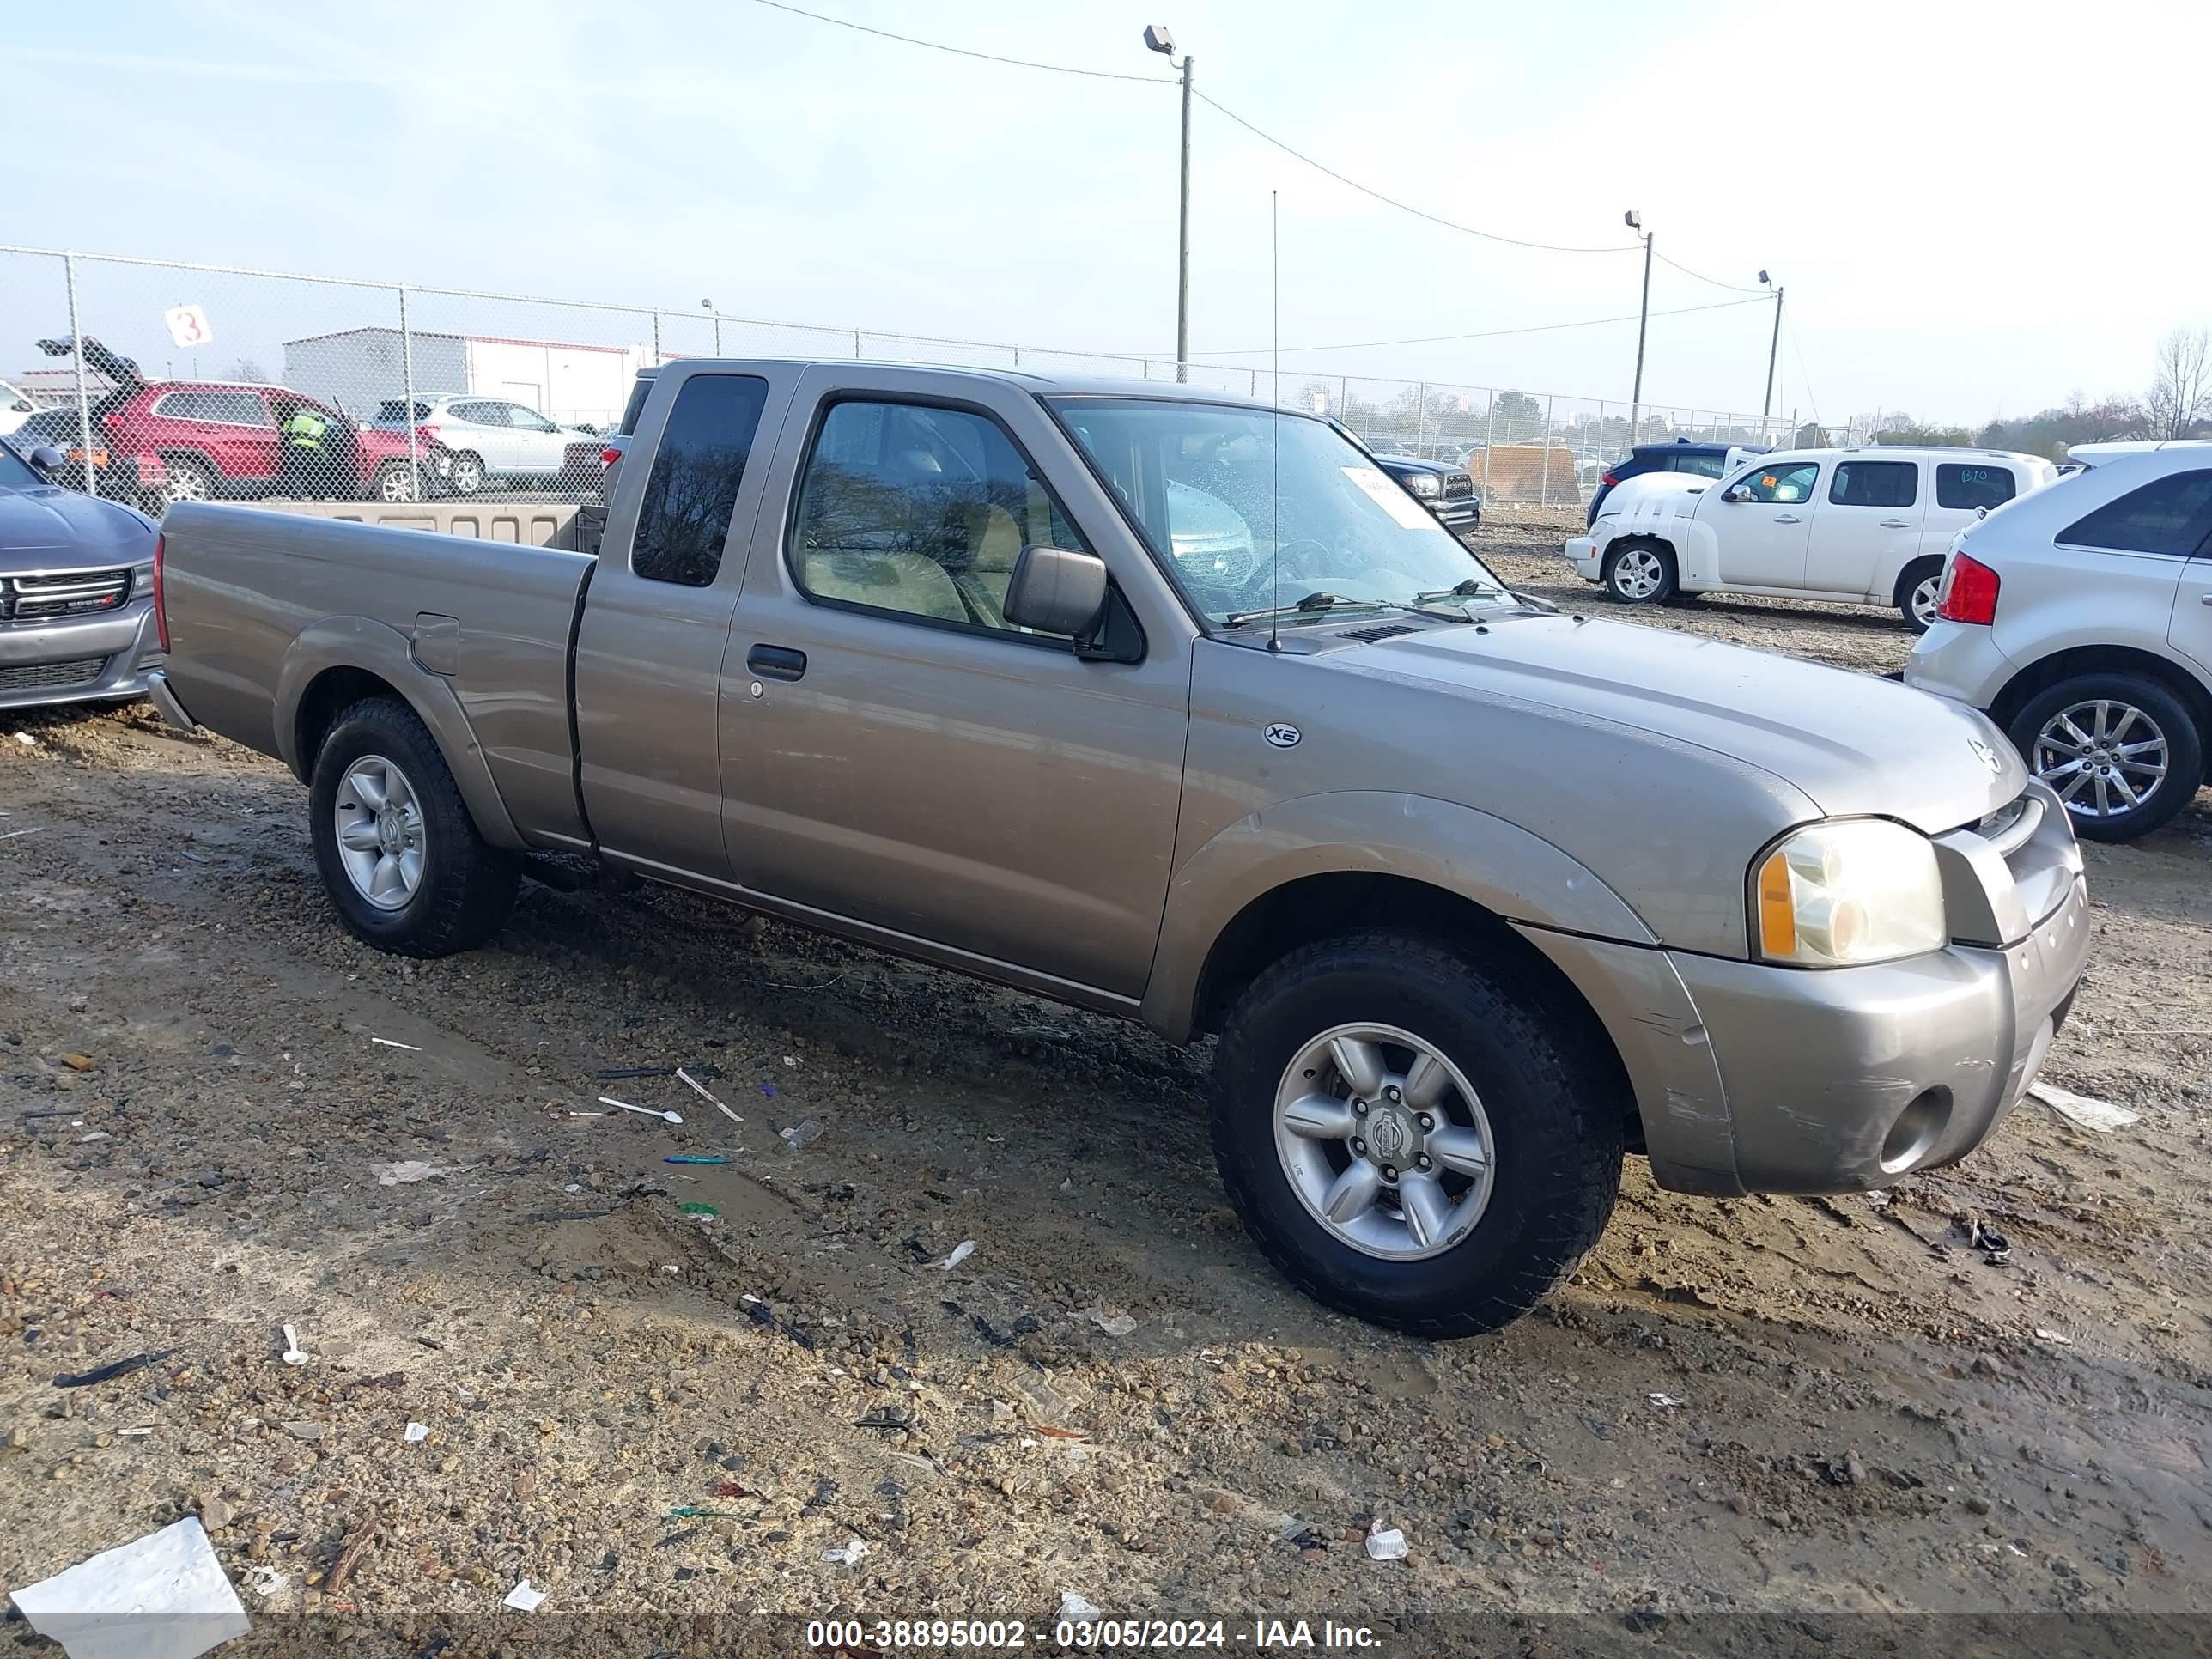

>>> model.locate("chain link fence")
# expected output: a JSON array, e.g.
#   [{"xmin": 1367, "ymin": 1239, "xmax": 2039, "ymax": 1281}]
[{"xmin": 0, "ymin": 246, "xmax": 1841, "ymax": 516}]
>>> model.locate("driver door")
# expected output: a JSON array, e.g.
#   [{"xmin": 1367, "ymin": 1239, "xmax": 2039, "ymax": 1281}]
[
  {"xmin": 719, "ymin": 367, "xmax": 1197, "ymax": 1000},
  {"xmin": 1716, "ymin": 458, "xmax": 1821, "ymax": 589}
]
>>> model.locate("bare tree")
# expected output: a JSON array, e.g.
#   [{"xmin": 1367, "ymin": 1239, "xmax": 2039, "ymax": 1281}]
[
  {"xmin": 226, "ymin": 356, "xmax": 270, "ymax": 384},
  {"xmin": 2148, "ymin": 327, "xmax": 2212, "ymax": 441}
]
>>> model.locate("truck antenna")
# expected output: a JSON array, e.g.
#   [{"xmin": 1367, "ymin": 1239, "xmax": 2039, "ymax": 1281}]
[{"xmin": 1268, "ymin": 188, "xmax": 1281, "ymax": 654}]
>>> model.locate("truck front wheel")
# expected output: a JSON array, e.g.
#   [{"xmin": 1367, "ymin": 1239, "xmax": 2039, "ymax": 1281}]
[
  {"xmin": 309, "ymin": 696, "xmax": 520, "ymax": 957},
  {"xmin": 1601, "ymin": 539, "xmax": 1675, "ymax": 605},
  {"xmin": 1210, "ymin": 932, "xmax": 1625, "ymax": 1337}
]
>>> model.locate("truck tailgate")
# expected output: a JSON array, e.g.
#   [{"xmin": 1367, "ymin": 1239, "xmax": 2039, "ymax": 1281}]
[{"xmin": 158, "ymin": 504, "xmax": 593, "ymax": 847}]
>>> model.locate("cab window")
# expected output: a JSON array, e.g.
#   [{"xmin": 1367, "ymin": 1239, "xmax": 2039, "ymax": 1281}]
[
  {"xmin": 1828, "ymin": 460, "xmax": 1917, "ymax": 509},
  {"xmin": 1936, "ymin": 464, "xmax": 2017, "ymax": 512}
]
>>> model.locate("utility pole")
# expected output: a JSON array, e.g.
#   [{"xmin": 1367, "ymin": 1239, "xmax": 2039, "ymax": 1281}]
[
  {"xmin": 1626, "ymin": 210, "xmax": 1651, "ymax": 442},
  {"xmin": 1759, "ymin": 271, "xmax": 1784, "ymax": 421},
  {"xmin": 1146, "ymin": 26, "xmax": 1193, "ymax": 384}
]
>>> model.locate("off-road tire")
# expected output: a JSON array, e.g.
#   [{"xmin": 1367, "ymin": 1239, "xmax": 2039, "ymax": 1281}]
[
  {"xmin": 1211, "ymin": 931, "xmax": 1626, "ymax": 1337},
  {"xmin": 308, "ymin": 696, "xmax": 519, "ymax": 956}
]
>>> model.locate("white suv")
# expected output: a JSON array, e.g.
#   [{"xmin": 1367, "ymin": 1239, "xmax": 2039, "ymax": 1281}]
[
  {"xmin": 369, "ymin": 395, "xmax": 591, "ymax": 495},
  {"xmin": 1907, "ymin": 445, "xmax": 2212, "ymax": 842},
  {"xmin": 1566, "ymin": 446, "xmax": 2055, "ymax": 629}
]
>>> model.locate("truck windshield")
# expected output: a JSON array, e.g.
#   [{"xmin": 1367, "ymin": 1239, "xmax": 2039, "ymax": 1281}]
[{"xmin": 1048, "ymin": 398, "xmax": 1503, "ymax": 623}]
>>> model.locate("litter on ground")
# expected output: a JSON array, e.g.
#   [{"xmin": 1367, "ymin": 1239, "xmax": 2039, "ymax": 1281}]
[
  {"xmin": 2027, "ymin": 1079, "xmax": 2140, "ymax": 1133},
  {"xmin": 821, "ymin": 1537, "xmax": 870, "ymax": 1566},
  {"xmin": 502, "ymin": 1579, "xmax": 546, "ymax": 1612},
  {"xmin": 1057, "ymin": 1591, "xmax": 1104, "ymax": 1623},
  {"xmin": 1364, "ymin": 1520, "xmax": 1408, "ymax": 1561},
  {"xmin": 1088, "ymin": 1305, "xmax": 1138, "ymax": 1337},
  {"xmin": 8, "ymin": 1516, "xmax": 251, "ymax": 1659},
  {"xmin": 936, "ymin": 1240, "xmax": 975, "ymax": 1271},
  {"xmin": 278, "ymin": 1325, "xmax": 308, "ymax": 1367},
  {"xmin": 373, "ymin": 1160, "xmax": 447, "ymax": 1186},
  {"xmin": 404, "ymin": 1422, "xmax": 429, "ymax": 1443}
]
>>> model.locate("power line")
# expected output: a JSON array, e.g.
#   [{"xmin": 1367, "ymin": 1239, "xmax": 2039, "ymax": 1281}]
[
  {"xmin": 1191, "ymin": 91, "xmax": 1636, "ymax": 255},
  {"xmin": 1651, "ymin": 250, "xmax": 1766, "ymax": 295},
  {"xmin": 1784, "ymin": 308, "xmax": 1821, "ymax": 425},
  {"xmin": 744, "ymin": 0, "xmax": 1176, "ymax": 84},
  {"xmin": 1153, "ymin": 295, "xmax": 1769, "ymax": 359}
]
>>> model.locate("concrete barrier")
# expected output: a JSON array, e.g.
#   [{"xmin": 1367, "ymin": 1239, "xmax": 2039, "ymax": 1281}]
[{"xmin": 223, "ymin": 499, "xmax": 583, "ymax": 549}]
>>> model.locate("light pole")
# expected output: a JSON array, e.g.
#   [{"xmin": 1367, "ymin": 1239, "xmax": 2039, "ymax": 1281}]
[
  {"xmin": 1758, "ymin": 270, "xmax": 1784, "ymax": 429},
  {"xmin": 1144, "ymin": 25, "xmax": 1192, "ymax": 384},
  {"xmin": 702, "ymin": 298, "xmax": 721, "ymax": 356},
  {"xmin": 1625, "ymin": 210, "xmax": 1651, "ymax": 445}
]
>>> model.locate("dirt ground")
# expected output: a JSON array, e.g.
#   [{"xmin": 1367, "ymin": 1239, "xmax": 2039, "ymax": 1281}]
[{"xmin": 2, "ymin": 508, "xmax": 2209, "ymax": 1654}]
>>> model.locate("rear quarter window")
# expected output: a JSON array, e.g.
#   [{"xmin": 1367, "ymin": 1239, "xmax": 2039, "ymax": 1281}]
[
  {"xmin": 1936, "ymin": 464, "xmax": 2017, "ymax": 512},
  {"xmin": 629, "ymin": 374, "xmax": 770, "ymax": 587},
  {"xmin": 2057, "ymin": 469, "xmax": 2212, "ymax": 556}
]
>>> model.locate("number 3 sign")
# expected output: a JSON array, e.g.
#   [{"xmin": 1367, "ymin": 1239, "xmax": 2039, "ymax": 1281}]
[{"xmin": 162, "ymin": 304, "xmax": 214, "ymax": 349}]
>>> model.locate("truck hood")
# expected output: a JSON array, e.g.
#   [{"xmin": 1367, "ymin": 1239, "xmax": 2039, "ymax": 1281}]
[
  {"xmin": 0, "ymin": 485, "xmax": 155, "ymax": 568},
  {"xmin": 1360, "ymin": 613, "xmax": 2023, "ymax": 834}
]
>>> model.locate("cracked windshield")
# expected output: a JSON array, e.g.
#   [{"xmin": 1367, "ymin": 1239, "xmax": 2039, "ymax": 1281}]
[{"xmin": 1050, "ymin": 398, "xmax": 1504, "ymax": 623}]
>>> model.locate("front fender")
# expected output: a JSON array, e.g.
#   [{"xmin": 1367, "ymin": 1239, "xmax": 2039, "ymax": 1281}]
[
  {"xmin": 275, "ymin": 617, "xmax": 526, "ymax": 852},
  {"xmin": 1139, "ymin": 791, "xmax": 1654, "ymax": 1042}
]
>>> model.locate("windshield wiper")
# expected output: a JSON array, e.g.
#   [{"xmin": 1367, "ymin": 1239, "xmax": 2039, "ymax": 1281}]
[
  {"xmin": 1223, "ymin": 592, "xmax": 1393, "ymax": 629},
  {"xmin": 1413, "ymin": 577, "xmax": 1509, "ymax": 604}
]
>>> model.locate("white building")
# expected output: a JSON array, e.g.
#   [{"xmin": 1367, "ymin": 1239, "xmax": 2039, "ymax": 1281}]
[{"xmin": 282, "ymin": 327, "xmax": 652, "ymax": 428}]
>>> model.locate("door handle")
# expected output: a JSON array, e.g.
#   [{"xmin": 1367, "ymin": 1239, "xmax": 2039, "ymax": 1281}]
[
  {"xmin": 1879, "ymin": 518, "xmax": 1911, "ymax": 528},
  {"xmin": 745, "ymin": 643, "xmax": 807, "ymax": 682},
  {"xmin": 1772, "ymin": 514, "xmax": 1802, "ymax": 524},
  {"xmin": 2202, "ymin": 593, "xmax": 2212, "ymax": 606}
]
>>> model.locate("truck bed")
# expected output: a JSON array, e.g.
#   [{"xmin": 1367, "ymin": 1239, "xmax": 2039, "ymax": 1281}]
[{"xmin": 157, "ymin": 503, "xmax": 594, "ymax": 848}]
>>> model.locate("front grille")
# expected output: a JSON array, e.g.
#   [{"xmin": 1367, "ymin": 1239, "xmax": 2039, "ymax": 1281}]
[
  {"xmin": 0, "ymin": 658, "xmax": 105, "ymax": 693},
  {"xmin": 1442, "ymin": 472, "xmax": 1474, "ymax": 501},
  {"xmin": 2, "ymin": 568, "xmax": 131, "ymax": 623}
]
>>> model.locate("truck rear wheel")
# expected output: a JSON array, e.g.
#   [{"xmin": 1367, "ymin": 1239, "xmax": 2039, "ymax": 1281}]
[
  {"xmin": 1210, "ymin": 931, "xmax": 1625, "ymax": 1337},
  {"xmin": 309, "ymin": 696, "xmax": 519, "ymax": 957}
]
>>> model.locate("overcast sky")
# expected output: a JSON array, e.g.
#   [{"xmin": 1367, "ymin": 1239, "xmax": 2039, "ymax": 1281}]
[{"xmin": 11, "ymin": 0, "xmax": 2209, "ymax": 428}]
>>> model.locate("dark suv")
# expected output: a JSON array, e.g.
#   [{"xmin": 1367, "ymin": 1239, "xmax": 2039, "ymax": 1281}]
[
  {"xmin": 1585, "ymin": 439, "xmax": 1769, "ymax": 526},
  {"xmin": 1328, "ymin": 419, "xmax": 1480, "ymax": 534}
]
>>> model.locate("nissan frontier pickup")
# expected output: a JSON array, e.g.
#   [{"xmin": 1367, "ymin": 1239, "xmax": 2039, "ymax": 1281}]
[{"xmin": 146, "ymin": 361, "xmax": 2089, "ymax": 1334}]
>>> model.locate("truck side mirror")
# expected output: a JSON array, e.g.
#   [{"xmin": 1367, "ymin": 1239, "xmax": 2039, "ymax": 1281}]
[
  {"xmin": 1004, "ymin": 545, "xmax": 1108, "ymax": 638},
  {"xmin": 1721, "ymin": 484, "xmax": 1749, "ymax": 503}
]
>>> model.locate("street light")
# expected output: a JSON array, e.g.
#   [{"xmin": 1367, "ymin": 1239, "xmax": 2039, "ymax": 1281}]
[
  {"xmin": 1758, "ymin": 270, "xmax": 1784, "ymax": 428},
  {"xmin": 702, "ymin": 298, "xmax": 721, "ymax": 356},
  {"xmin": 1625, "ymin": 210, "xmax": 1651, "ymax": 446},
  {"xmin": 1144, "ymin": 24, "xmax": 1193, "ymax": 384}
]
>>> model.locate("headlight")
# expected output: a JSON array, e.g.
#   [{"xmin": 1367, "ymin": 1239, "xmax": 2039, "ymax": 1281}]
[
  {"xmin": 1405, "ymin": 472, "xmax": 1441, "ymax": 497},
  {"xmin": 1751, "ymin": 819, "xmax": 1945, "ymax": 967}
]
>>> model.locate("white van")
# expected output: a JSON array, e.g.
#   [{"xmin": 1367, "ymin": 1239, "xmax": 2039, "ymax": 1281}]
[{"xmin": 1565, "ymin": 447, "xmax": 2057, "ymax": 629}]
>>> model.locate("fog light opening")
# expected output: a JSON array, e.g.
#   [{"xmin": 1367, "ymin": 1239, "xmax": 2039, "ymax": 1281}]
[{"xmin": 1880, "ymin": 1088, "xmax": 1951, "ymax": 1174}]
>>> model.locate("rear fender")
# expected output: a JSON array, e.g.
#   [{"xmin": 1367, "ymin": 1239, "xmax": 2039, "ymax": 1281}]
[
  {"xmin": 275, "ymin": 617, "xmax": 525, "ymax": 851},
  {"xmin": 1140, "ymin": 791, "xmax": 1655, "ymax": 1042}
]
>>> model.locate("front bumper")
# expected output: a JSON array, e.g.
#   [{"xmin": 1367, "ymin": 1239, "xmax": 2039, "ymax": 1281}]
[
  {"xmin": 1522, "ymin": 791, "xmax": 2090, "ymax": 1197},
  {"xmin": 1428, "ymin": 497, "xmax": 1480, "ymax": 532},
  {"xmin": 0, "ymin": 599, "xmax": 160, "ymax": 711},
  {"xmin": 1565, "ymin": 532, "xmax": 1602, "ymax": 580}
]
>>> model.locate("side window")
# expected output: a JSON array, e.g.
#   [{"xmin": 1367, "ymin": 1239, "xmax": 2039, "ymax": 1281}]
[
  {"xmin": 451, "ymin": 402, "xmax": 494, "ymax": 425},
  {"xmin": 1679, "ymin": 454, "xmax": 1728, "ymax": 479},
  {"xmin": 1734, "ymin": 461, "xmax": 1820, "ymax": 504},
  {"xmin": 152, "ymin": 392, "xmax": 202, "ymax": 420},
  {"xmin": 617, "ymin": 378, "xmax": 653, "ymax": 437},
  {"xmin": 1936, "ymin": 464, "xmax": 2017, "ymax": 512},
  {"xmin": 233, "ymin": 392, "xmax": 276, "ymax": 428},
  {"xmin": 629, "ymin": 374, "xmax": 769, "ymax": 587},
  {"xmin": 1828, "ymin": 459, "xmax": 1917, "ymax": 508},
  {"xmin": 790, "ymin": 399, "xmax": 1088, "ymax": 637},
  {"xmin": 508, "ymin": 405, "xmax": 556, "ymax": 431},
  {"xmin": 2057, "ymin": 470, "xmax": 2212, "ymax": 556}
]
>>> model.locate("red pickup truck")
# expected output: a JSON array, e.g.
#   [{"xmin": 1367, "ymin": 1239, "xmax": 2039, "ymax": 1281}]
[{"xmin": 41, "ymin": 337, "xmax": 436, "ymax": 510}]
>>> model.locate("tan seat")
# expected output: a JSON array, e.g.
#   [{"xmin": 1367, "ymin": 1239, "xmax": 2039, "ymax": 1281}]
[
  {"xmin": 960, "ymin": 505, "xmax": 1026, "ymax": 624},
  {"xmin": 803, "ymin": 549, "xmax": 968, "ymax": 623}
]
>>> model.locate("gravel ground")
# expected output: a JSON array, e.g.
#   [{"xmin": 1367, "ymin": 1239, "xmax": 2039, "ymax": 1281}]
[{"xmin": 2, "ymin": 508, "xmax": 2209, "ymax": 1653}]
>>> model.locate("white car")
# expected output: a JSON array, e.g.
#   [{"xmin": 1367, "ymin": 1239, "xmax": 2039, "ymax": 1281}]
[
  {"xmin": 1565, "ymin": 446, "xmax": 2057, "ymax": 629},
  {"xmin": 0, "ymin": 379, "xmax": 39, "ymax": 439},
  {"xmin": 370, "ymin": 394, "xmax": 594, "ymax": 495},
  {"xmin": 1907, "ymin": 444, "xmax": 2212, "ymax": 842}
]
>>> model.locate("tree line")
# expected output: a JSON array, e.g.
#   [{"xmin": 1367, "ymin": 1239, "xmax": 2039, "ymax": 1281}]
[{"xmin": 1874, "ymin": 327, "xmax": 2211, "ymax": 459}]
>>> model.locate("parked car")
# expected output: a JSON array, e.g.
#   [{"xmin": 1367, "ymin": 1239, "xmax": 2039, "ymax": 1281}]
[
  {"xmin": 1584, "ymin": 439, "xmax": 1770, "ymax": 526},
  {"xmin": 1908, "ymin": 445, "xmax": 2212, "ymax": 841},
  {"xmin": 5, "ymin": 407, "xmax": 168, "ymax": 507},
  {"xmin": 1566, "ymin": 447, "xmax": 2057, "ymax": 629},
  {"xmin": 38, "ymin": 336, "xmax": 426, "ymax": 508},
  {"xmin": 1328, "ymin": 418, "xmax": 1481, "ymax": 535},
  {"xmin": 0, "ymin": 439, "xmax": 160, "ymax": 711},
  {"xmin": 370, "ymin": 394, "xmax": 597, "ymax": 495},
  {"xmin": 148, "ymin": 359, "xmax": 2086, "ymax": 1337},
  {"xmin": 0, "ymin": 379, "xmax": 40, "ymax": 439}
]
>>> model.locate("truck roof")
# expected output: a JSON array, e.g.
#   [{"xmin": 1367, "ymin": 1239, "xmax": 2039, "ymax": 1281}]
[{"xmin": 659, "ymin": 358, "xmax": 1282, "ymax": 410}]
